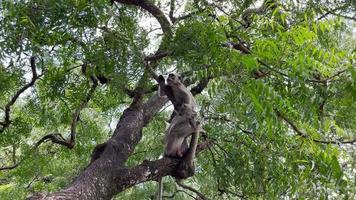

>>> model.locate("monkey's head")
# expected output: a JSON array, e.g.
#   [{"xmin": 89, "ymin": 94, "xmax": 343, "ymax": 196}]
[{"xmin": 167, "ymin": 73, "xmax": 182, "ymax": 85}]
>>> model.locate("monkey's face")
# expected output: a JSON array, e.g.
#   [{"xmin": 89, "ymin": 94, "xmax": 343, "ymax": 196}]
[{"xmin": 167, "ymin": 73, "xmax": 182, "ymax": 85}]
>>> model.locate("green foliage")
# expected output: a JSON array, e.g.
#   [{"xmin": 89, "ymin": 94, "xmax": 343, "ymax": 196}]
[{"xmin": 1, "ymin": 0, "xmax": 355, "ymax": 199}]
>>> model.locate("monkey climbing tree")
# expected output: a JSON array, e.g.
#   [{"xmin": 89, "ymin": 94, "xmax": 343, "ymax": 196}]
[{"xmin": 0, "ymin": 0, "xmax": 355, "ymax": 200}]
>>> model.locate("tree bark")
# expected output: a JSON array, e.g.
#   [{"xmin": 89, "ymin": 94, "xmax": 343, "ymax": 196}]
[
  {"xmin": 26, "ymin": 1, "xmax": 213, "ymax": 198},
  {"xmin": 27, "ymin": 92, "xmax": 211, "ymax": 199}
]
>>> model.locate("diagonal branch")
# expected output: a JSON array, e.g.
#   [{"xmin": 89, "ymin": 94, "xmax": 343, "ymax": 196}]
[
  {"xmin": 276, "ymin": 110, "xmax": 356, "ymax": 144},
  {"xmin": 191, "ymin": 77, "xmax": 212, "ymax": 95},
  {"xmin": 0, "ymin": 57, "xmax": 41, "ymax": 132},
  {"xmin": 176, "ymin": 180, "xmax": 210, "ymax": 200},
  {"xmin": 1, "ymin": 82, "xmax": 98, "ymax": 171},
  {"xmin": 37, "ymin": 82, "xmax": 98, "ymax": 149},
  {"xmin": 113, "ymin": 0, "xmax": 172, "ymax": 35},
  {"xmin": 0, "ymin": 163, "xmax": 18, "ymax": 171},
  {"xmin": 317, "ymin": 4, "xmax": 354, "ymax": 21},
  {"xmin": 308, "ymin": 69, "xmax": 347, "ymax": 83},
  {"xmin": 116, "ymin": 140, "xmax": 213, "ymax": 188}
]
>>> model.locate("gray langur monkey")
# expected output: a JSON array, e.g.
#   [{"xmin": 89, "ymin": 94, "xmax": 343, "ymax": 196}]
[
  {"xmin": 157, "ymin": 73, "xmax": 197, "ymax": 122},
  {"xmin": 156, "ymin": 73, "xmax": 202, "ymax": 199},
  {"xmin": 164, "ymin": 104, "xmax": 202, "ymax": 157}
]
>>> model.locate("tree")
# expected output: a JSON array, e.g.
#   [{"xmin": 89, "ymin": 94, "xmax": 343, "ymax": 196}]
[{"xmin": 0, "ymin": 0, "xmax": 355, "ymax": 199}]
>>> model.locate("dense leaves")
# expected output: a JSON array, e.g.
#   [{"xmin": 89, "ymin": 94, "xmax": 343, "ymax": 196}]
[{"xmin": 1, "ymin": 0, "xmax": 355, "ymax": 199}]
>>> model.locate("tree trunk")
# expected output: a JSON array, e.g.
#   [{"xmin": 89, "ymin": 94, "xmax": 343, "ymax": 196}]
[{"xmin": 28, "ymin": 95, "xmax": 174, "ymax": 199}]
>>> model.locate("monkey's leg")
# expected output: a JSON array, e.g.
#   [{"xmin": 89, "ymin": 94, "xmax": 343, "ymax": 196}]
[
  {"xmin": 165, "ymin": 135, "xmax": 184, "ymax": 157},
  {"xmin": 175, "ymin": 137, "xmax": 186, "ymax": 157},
  {"xmin": 174, "ymin": 123, "xmax": 201, "ymax": 179}
]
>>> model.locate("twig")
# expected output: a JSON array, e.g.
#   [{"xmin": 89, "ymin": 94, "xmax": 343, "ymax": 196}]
[
  {"xmin": 190, "ymin": 77, "xmax": 212, "ymax": 95},
  {"xmin": 0, "ymin": 163, "xmax": 18, "ymax": 170},
  {"xmin": 176, "ymin": 180, "xmax": 210, "ymax": 200},
  {"xmin": 217, "ymin": 188, "xmax": 247, "ymax": 199},
  {"xmin": 317, "ymin": 4, "xmax": 355, "ymax": 21},
  {"xmin": 276, "ymin": 110, "xmax": 356, "ymax": 144},
  {"xmin": 308, "ymin": 69, "xmax": 347, "ymax": 83},
  {"xmin": 144, "ymin": 52, "xmax": 169, "ymax": 62}
]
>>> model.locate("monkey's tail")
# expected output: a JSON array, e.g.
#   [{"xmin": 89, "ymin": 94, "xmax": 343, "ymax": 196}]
[{"xmin": 157, "ymin": 177, "xmax": 163, "ymax": 200}]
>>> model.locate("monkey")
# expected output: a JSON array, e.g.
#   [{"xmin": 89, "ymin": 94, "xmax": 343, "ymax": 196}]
[
  {"xmin": 167, "ymin": 73, "xmax": 196, "ymax": 110},
  {"xmin": 156, "ymin": 75, "xmax": 203, "ymax": 196},
  {"xmin": 164, "ymin": 104, "xmax": 201, "ymax": 157},
  {"xmin": 157, "ymin": 73, "xmax": 197, "ymax": 122},
  {"xmin": 164, "ymin": 103, "xmax": 204, "ymax": 179}
]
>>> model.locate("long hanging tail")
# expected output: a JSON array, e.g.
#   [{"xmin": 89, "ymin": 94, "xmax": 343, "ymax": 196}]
[{"xmin": 157, "ymin": 177, "xmax": 163, "ymax": 200}]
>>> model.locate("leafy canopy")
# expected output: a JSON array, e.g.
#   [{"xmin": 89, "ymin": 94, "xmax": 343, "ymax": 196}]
[{"xmin": 0, "ymin": 0, "xmax": 355, "ymax": 199}]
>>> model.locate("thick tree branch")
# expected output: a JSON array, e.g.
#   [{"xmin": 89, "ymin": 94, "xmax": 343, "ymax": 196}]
[
  {"xmin": 27, "ymin": 1, "xmax": 211, "ymax": 198},
  {"xmin": 113, "ymin": 0, "xmax": 172, "ymax": 35},
  {"xmin": 30, "ymin": 71, "xmax": 211, "ymax": 198},
  {"xmin": 276, "ymin": 110, "xmax": 356, "ymax": 144},
  {"xmin": 0, "ymin": 57, "xmax": 41, "ymax": 132},
  {"xmin": 118, "ymin": 139, "xmax": 213, "ymax": 188}
]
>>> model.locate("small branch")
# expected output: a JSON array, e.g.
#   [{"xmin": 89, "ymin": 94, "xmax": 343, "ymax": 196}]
[
  {"xmin": 34, "ymin": 133, "xmax": 69, "ymax": 147},
  {"xmin": 37, "ymin": 82, "xmax": 98, "ymax": 149},
  {"xmin": 308, "ymin": 69, "xmax": 347, "ymax": 83},
  {"xmin": 275, "ymin": 110, "xmax": 308, "ymax": 137},
  {"xmin": 212, "ymin": 141, "xmax": 229, "ymax": 157},
  {"xmin": 217, "ymin": 188, "xmax": 247, "ymax": 199},
  {"xmin": 257, "ymin": 59, "xmax": 289, "ymax": 77},
  {"xmin": 213, "ymin": 3, "xmax": 244, "ymax": 26},
  {"xmin": 276, "ymin": 110, "xmax": 356, "ymax": 144},
  {"xmin": 224, "ymin": 41, "xmax": 289, "ymax": 78},
  {"xmin": 330, "ymin": 13, "xmax": 356, "ymax": 21},
  {"xmin": 174, "ymin": 10, "xmax": 202, "ymax": 22},
  {"xmin": 176, "ymin": 181, "xmax": 210, "ymax": 200},
  {"xmin": 190, "ymin": 77, "xmax": 212, "ymax": 95},
  {"xmin": 317, "ymin": 4, "xmax": 355, "ymax": 21},
  {"xmin": 144, "ymin": 51, "xmax": 169, "ymax": 62},
  {"xmin": 0, "ymin": 163, "xmax": 18, "ymax": 171},
  {"xmin": 0, "ymin": 56, "xmax": 41, "ymax": 132},
  {"xmin": 230, "ymin": 41, "xmax": 251, "ymax": 54},
  {"xmin": 169, "ymin": 0, "xmax": 176, "ymax": 23},
  {"xmin": 1, "ymin": 83, "xmax": 98, "ymax": 171}
]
